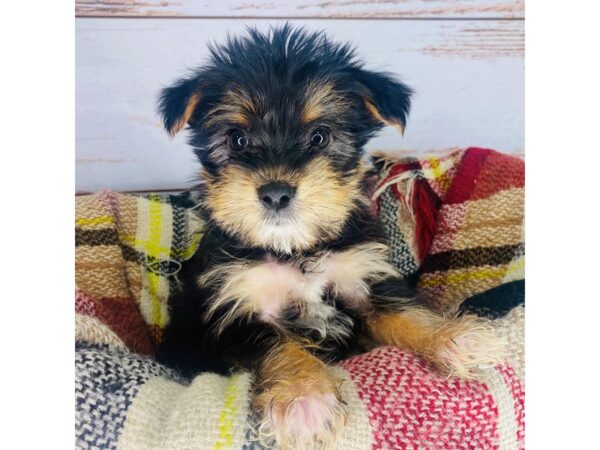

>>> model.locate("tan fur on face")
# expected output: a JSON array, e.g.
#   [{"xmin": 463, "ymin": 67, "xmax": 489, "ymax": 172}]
[
  {"xmin": 204, "ymin": 86, "xmax": 254, "ymax": 128},
  {"xmin": 201, "ymin": 156, "xmax": 366, "ymax": 253},
  {"xmin": 302, "ymin": 81, "xmax": 349, "ymax": 123},
  {"xmin": 367, "ymin": 308, "xmax": 505, "ymax": 379},
  {"xmin": 364, "ymin": 98, "xmax": 405, "ymax": 136},
  {"xmin": 253, "ymin": 341, "xmax": 347, "ymax": 449},
  {"xmin": 169, "ymin": 93, "xmax": 201, "ymax": 136}
]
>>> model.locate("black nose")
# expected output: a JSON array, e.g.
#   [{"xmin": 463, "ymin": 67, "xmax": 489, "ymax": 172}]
[{"xmin": 258, "ymin": 182, "xmax": 296, "ymax": 212}]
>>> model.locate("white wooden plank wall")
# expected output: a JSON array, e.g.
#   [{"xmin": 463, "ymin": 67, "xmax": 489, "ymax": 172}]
[
  {"xmin": 76, "ymin": 0, "xmax": 524, "ymax": 19},
  {"xmin": 75, "ymin": 1, "xmax": 524, "ymax": 193}
]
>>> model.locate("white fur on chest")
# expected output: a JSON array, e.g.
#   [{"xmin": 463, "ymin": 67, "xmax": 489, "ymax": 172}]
[{"xmin": 198, "ymin": 242, "xmax": 397, "ymax": 333}]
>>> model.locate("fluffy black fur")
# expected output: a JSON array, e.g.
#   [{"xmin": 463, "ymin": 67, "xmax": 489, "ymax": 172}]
[
  {"xmin": 158, "ymin": 24, "xmax": 412, "ymax": 176},
  {"xmin": 155, "ymin": 25, "xmax": 418, "ymax": 378}
]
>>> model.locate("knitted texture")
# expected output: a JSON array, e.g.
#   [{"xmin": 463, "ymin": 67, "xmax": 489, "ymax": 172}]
[
  {"xmin": 75, "ymin": 148, "xmax": 525, "ymax": 449},
  {"xmin": 339, "ymin": 344, "xmax": 525, "ymax": 450},
  {"xmin": 75, "ymin": 342, "xmax": 183, "ymax": 450},
  {"xmin": 373, "ymin": 147, "xmax": 525, "ymax": 314},
  {"xmin": 74, "ymin": 312, "xmax": 524, "ymax": 450},
  {"xmin": 75, "ymin": 190, "xmax": 204, "ymax": 350}
]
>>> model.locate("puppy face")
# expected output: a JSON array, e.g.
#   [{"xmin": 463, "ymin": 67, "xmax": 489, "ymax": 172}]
[{"xmin": 159, "ymin": 25, "xmax": 412, "ymax": 253}]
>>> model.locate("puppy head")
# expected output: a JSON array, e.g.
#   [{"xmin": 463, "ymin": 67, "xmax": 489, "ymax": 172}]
[{"xmin": 159, "ymin": 25, "xmax": 412, "ymax": 254}]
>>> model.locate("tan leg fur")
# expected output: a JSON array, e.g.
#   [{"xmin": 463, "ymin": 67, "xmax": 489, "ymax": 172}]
[
  {"xmin": 367, "ymin": 307, "xmax": 506, "ymax": 379},
  {"xmin": 253, "ymin": 341, "xmax": 348, "ymax": 450}
]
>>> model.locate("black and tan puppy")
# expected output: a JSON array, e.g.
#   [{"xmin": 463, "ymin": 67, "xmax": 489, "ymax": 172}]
[{"xmin": 157, "ymin": 25, "xmax": 504, "ymax": 449}]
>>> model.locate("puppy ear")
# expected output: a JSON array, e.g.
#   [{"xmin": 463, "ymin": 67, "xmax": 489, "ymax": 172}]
[
  {"xmin": 158, "ymin": 76, "xmax": 202, "ymax": 136},
  {"xmin": 354, "ymin": 69, "xmax": 413, "ymax": 135}
]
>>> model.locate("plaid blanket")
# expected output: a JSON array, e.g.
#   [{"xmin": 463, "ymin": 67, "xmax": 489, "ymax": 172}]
[
  {"xmin": 373, "ymin": 147, "xmax": 525, "ymax": 315},
  {"xmin": 75, "ymin": 147, "xmax": 524, "ymax": 449},
  {"xmin": 75, "ymin": 190, "xmax": 203, "ymax": 352}
]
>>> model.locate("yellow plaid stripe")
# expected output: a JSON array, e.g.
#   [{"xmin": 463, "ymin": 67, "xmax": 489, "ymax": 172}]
[
  {"xmin": 147, "ymin": 195, "xmax": 168, "ymax": 328},
  {"xmin": 427, "ymin": 157, "xmax": 451, "ymax": 190},
  {"xmin": 419, "ymin": 258, "xmax": 525, "ymax": 288},
  {"xmin": 133, "ymin": 196, "xmax": 167, "ymax": 329},
  {"xmin": 214, "ymin": 374, "xmax": 240, "ymax": 450},
  {"xmin": 118, "ymin": 232, "xmax": 201, "ymax": 260},
  {"xmin": 76, "ymin": 216, "xmax": 114, "ymax": 227}
]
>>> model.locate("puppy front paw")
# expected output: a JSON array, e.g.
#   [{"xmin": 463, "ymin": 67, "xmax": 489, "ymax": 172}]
[
  {"xmin": 253, "ymin": 383, "xmax": 347, "ymax": 450},
  {"xmin": 434, "ymin": 315, "xmax": 506, "ymax": 379}
]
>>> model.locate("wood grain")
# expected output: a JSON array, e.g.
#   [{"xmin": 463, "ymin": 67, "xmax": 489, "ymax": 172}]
[
  {"xmin": 75, "ymin": 0, "xmax": 524, "ymax": 19},
  {"xmin": 76, "ymin": 18, "xmax": 523, "ymax": 192}
]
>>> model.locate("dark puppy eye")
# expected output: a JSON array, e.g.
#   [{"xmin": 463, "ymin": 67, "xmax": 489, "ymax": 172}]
[
  {"xmin": 230, "ymin": 131, "xmax": 249, "ymax": 151},
  {"xmin": 309, "ymin": 127, "xmax": 329, "ymax": 148}
]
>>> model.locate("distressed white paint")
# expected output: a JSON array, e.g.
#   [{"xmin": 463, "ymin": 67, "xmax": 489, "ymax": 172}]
[
  {"xmin": 75, "ymin": 0, "xmax": 524, "ymax": 19},
  {"xmin": 76, "ymin": 18, "xmax": 524, "ymax": 192}
]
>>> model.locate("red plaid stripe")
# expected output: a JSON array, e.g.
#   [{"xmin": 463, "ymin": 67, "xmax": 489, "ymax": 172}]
[{"xmin": 340, "ymin": 346, "xmax": 503, "ymax": 450}]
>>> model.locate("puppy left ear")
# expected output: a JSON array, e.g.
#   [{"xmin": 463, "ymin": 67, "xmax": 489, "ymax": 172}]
[
  {"xmin": 158, "ymin": 76, "xmax": 202, "ymax": 137},
  {"xmin": 353, "ymin": 69, "xmax": 413, "ymax": 135}
]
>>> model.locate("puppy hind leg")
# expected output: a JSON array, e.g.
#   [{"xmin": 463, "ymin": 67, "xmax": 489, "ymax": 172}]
[
  {"xmin": 366, "ymin": 307, "xmax": 506, "ymax": 379},
  {"xmin": 252, "ymin": 340, "xmax": 348, "ymax": 450}
]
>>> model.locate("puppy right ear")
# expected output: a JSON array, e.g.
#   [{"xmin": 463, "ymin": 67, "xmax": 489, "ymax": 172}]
[{"xmin": 158, "ymin": 77, "xmax": 202, "ymax": 136}]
